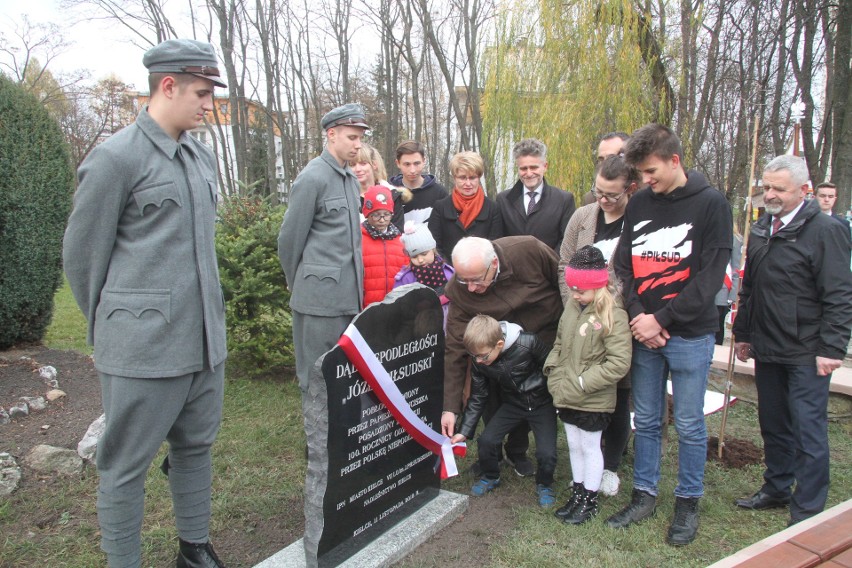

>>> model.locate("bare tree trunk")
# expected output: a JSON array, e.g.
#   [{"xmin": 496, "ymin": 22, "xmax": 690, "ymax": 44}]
[
  {"xmin": 324, "ymin": 0, "xmax": 351, "ymax": 102},
  {"xmin": 207, "ymin": 0, "xmax": 249, "ymax": 192},
  {"xmin": 689, "ymin": 0, "xmax": 724, "ymax": 157},
  {"xmin": 676, "ymin": 0, "xmax": 694, "ymax": 141},
  {"xmin": 635, "ymin": 5, "xmax": 675, "ymax": 124},
  {"xmin": 396, "ymin": 0, "xmax": 425, "ymax": 142},
  {"xmin": 768, "ymin": 0, "xmax": 791, "ymax": 156},
  {"xmin": 790, "ymin": 0, "xmax": 823, "ymax": 182},
  {"xmin": 251, "ymin": 0, "xmax": 277, "ymax": 197},
  {"xmin": 381, "ymin": 0, "xmax": 401, "ymax": 168},
  {"xmin": 415, "ymin": 0, "xmax": 470, "ymax": 149},
  {"xmin": 830, "ymin": 0, "xmax": 852, "ymax": 214}
]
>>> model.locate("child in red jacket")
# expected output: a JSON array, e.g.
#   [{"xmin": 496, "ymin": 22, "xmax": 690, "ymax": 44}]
[{"xmin": 361, "ymin": 186, "xmax": 408, "ymax": 306}]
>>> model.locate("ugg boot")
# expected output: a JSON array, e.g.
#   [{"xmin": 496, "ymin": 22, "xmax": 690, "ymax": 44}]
[
  {"xmin": 563, "ymin": 488, "xmax": 599, "ymax": 525},
  {"xmin": 606, "ymin": 488, "xmax": 657, "ymax": 529},
  {"xmin": 666, "ymin": 496, "xmax": 700, "ymax": 546},
  {"xmin": 554, "ymin": 482, "xmax": 585, "ymax": 520},
  {"xmin": 176, "ymin": 539, "xmax": 226, "ymax": 568}
]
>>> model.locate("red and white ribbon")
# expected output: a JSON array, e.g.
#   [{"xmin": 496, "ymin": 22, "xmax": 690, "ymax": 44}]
[{"xmin": 337, "ymin": 324, "xmax": 466, "ymax": 479}]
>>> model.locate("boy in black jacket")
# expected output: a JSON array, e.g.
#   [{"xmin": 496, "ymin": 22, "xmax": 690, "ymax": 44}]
[{"xmin": 451, "ymin": 315, "xmax": 557, "ymax": 507}]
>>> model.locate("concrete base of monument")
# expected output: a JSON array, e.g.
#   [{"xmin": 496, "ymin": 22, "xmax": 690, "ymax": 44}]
[{"xmin": 253, "ymin": 490, "xmax": 469, "ymax": 568}]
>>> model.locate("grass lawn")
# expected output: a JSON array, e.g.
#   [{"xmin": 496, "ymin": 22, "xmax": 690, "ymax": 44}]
[
  {"xmin": 43, "ymin": 276, "xmax": 91, "ymax": 354},
  {"xmin": 3, "ymin": 279, "xmax": 851, "ymax": 567},
  {"xmin": 423, "ymin": 407, "xmax": 852, "ymax": 568}
]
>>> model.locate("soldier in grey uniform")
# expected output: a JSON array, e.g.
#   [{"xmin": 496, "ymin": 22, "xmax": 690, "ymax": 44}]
[
  {"xmin": 277, "ymin": 104, "xmax": 368, "ymax": 398},
  {"xmin": 63, "ymin": 39, "xmax": 228, "ymax": 568}
]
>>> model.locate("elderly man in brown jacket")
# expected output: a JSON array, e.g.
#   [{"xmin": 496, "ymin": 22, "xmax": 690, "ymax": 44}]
[{"xmin": 441, "ymin": 236, "xmax": 563, "ymax": 476}]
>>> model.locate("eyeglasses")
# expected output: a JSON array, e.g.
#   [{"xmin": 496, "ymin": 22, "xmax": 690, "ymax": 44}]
[
  {"xmin": 454, "ymin": 175, "xmax": 480, "ymax": 183},
  {"xmin": 468, "ymin": 344, "xmax": 497, "ymax": 363},
  {"xmin": 455, "ymin": 263, "xmax": 497, "ymax": 286},
  {"xmin": 368, "ymin": 211, "xmax": 393, "ymax": 220},
  {"xmin": 591, "ymin": 187, "xmax": 628, "ymax": 202}
]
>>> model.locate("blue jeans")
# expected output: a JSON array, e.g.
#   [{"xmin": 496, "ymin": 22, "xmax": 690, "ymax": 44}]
[{"xmin": 631, "ymin": 334, "xmax": 714, "ymax": 498}]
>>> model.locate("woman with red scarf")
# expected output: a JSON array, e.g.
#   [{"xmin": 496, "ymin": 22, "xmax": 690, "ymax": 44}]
[{"xmin": 428, "ymin": 151, "xmax": 503, "ymax": 265}]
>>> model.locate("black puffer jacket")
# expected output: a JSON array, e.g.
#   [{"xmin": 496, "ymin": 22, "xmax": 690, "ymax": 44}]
[
  {"xmin": 733, "ymin": 198, "xmax": 852, "ymax": 363},
  {"xmin": 458, "ymin": 328, "xmax": 552, "ymax": 439}
]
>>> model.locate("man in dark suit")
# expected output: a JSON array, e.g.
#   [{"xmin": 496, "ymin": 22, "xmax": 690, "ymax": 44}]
[{"xmin": 497, "ymin": 138, "xmax": 575, "ymax": 251}]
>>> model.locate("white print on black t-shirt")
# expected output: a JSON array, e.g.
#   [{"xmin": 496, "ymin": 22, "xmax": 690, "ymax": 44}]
[
  {"xmin": 631, "ymin": 222, "xmax": 693, "ymax": 297},
  {"xmin": 594, "ymin": 237, "xmax": 619, "ymax": 262}
]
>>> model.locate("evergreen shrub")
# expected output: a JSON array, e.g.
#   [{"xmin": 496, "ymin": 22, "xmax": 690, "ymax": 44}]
[
  {"xmin": 0, "ymin": 74, "xmax": 74, "ymax": 348},
  {"xmin": 215, "ymin": 193, "xmax": 294, "ymax": 376}
]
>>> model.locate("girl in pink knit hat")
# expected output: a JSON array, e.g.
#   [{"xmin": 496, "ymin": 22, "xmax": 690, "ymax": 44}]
[{"xmin": 543, "ymin": 245, "xmax": 632, "ymax": 526}]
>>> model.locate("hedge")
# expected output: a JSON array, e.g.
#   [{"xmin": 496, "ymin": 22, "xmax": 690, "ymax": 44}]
[{"xmin": 0, "ymin": 74, "xmax": 74, "ymax": 348}]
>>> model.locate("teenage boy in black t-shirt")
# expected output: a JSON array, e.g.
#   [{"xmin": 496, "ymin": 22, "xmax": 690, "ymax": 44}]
[{"xmin": 607, "ymin": 124, "xmax": 732, "ymax": 547}]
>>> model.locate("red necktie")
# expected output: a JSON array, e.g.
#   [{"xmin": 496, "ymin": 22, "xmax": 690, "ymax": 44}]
[{"xmin": 772, "ymin": 217, "xmax": 782, "ymax": 235}]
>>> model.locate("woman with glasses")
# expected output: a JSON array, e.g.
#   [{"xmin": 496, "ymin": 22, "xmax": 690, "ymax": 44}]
[
  {"xmin": 556, "ymin": 154, "xmax": 640, "ymax": 498},
  {"xmin": 428, "ymin": 151, "xmax": 503, "ymax": 264},
  {"xmin": 352, "ymin": 142, "xmax": 409, "ymax": 232}
]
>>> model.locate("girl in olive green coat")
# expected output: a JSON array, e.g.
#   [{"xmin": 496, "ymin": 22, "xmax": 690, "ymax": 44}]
[{"xmin": 544, "ymin": 245, "xmax": 632, "ymax": 525}]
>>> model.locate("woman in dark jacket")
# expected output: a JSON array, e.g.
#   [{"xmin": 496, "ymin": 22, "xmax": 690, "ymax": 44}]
[{"xmin": 429, "ymin": 151, "xmax": 502, "ymax": 264}]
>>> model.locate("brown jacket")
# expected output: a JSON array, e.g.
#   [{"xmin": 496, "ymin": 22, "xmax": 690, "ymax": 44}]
[{"xmin": 443, "ymin": 236, "xmax": 563, "ymax": 413}]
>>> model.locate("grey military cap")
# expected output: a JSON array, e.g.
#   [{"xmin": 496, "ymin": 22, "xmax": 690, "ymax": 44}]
[
  {"xmin": 321, "ymin": 103, "xmax": 370, "ymax": 131},
  {"xmin": 143, "ymin": 39, "xmax": 227, "ymax": 88}
]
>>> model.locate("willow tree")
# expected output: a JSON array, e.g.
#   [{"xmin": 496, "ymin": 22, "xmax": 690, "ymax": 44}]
[{"xmin": 481, "ymin": 0, "xmax": 665, "ymax": 197}]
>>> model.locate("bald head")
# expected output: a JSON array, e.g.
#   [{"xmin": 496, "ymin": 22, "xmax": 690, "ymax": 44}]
[{"xmin": 452, "ymin": 237, "xmax": 496, "ymax": 269}]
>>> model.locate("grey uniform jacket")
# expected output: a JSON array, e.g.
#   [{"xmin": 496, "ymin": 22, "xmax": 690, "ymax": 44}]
[
  {"xmin": 63, "ymin": 109, "xmax": 227, "ymax": 378},
  {"xmin": 278, "ymin": 149, "xmax": 364, "ymax": 316}
]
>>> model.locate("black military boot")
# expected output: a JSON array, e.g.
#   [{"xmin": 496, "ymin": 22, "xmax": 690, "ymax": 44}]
[
  {"xmin": 666, "ymin": 496, "xmax": 700, "ymax": 546},
  {"xmin": 563, "ymin": 489, "xmax": 599, "ymax": 525},
  {"xmin": 606, "ymin": 488, "xmax": 656, "ymax": 529},
  {"xmin": 554, "ymin": 482, "xmax": 585, "ymax": 520},
  {"xmin": 176, "ymin": 539, "xmax": 226, "ymax": 568}
]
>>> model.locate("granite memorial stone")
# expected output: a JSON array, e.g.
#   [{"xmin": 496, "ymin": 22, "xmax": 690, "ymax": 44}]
[{"xmin": 302, "ymin": 285, "xmax": 448, "ymax": 567}]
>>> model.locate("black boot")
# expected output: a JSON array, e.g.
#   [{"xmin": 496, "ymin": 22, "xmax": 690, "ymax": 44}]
[
  {"xmin": 554, "ymin": 482, "xmax": 585, "ymax": 520},
  {"xmin": 666, "ymin": 496, "xmax": 700, "ymax": 546},
  {"xmin": 563, "ymin": 489, "xmax": 599, "ymax": 525},
  {"xmin": 176, "ymin": 539, "xmax": 226, "ymax": 568},
  {"xmin": 606, "ymin": 489, "xmax": 656, "ymax": 529}
]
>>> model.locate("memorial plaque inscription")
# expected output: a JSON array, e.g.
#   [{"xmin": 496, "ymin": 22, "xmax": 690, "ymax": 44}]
[{"xmin": 303, "ymin": 285, "xmax": 445, "ymax": 567}]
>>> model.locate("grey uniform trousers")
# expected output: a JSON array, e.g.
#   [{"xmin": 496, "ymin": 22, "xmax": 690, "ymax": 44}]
[
  {"xmin": 292, "ymin": 310, "xmax": 353, "ymax": 394},
  {"xmin": 96, "ymin": 364, "xmax": 225, "ymax": 568}
]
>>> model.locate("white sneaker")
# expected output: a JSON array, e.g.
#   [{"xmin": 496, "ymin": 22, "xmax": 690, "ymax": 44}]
[{"xmin": 600, "ymin": 470, "xmax": 620, "ymax": 496}]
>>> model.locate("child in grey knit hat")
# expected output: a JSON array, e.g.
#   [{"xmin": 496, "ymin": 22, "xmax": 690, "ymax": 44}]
[{"xmin": 394, "ymin": 221, "xmax": 455, "ymax": 329}]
